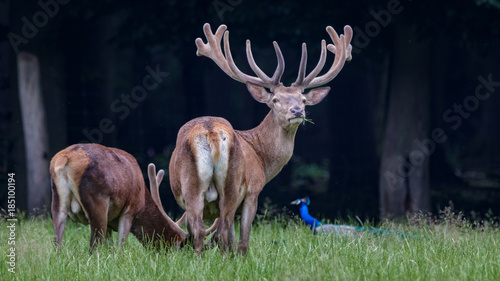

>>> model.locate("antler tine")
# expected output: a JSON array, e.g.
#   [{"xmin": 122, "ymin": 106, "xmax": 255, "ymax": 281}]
[
  {"xmin": 292, "ymin": 40, "xmax": 327, "ymax": 88},
  {"xmin": 195, "ymin": 23, "xmax": 241, "ymax": 82},
  {"xmin": 293, "ymin": 43, "xmax": 308, "ymax": 86},
  {"xmin": 156, "ymin": 169, "xmax": 165, "ymax": 186},
  {"xmin": 197, "ymin": 23, "xmax": 285, "ymax": 90},
  {"xmin": 343, "ymin": 25, "xmax": 353, "ymax": 61},
  {"xmin": 305, "ymin": 25, "xmax": 351, "ymax": 89},
  {"xmin": 245, "ymin": 40, "xmax": 285, "ymax": 89},
  {"xmin": 271, "ymin": 41, "xmax": 285, "ymax": 85},
  {"xmin": 195, "ymin": 23, "xmax": 225, "ymax": 57},
  {"xmin": 148, "ymin": 163, "xmax": 166, "ymax": 213},
  {"xmin": 223, "ymin": 31, "xmax": 271, "ymax": 88},
  {"xmin": 245, "ymin": 40, "xmax": 273, "ymax": 85},
  {"xmin": 326, "ymin": 26, "xmax": 353, "ymax": 60}
]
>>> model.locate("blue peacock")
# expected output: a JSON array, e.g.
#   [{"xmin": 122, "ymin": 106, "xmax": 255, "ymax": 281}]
[{"xmin": 291, "ymin": 197, "xmax": 416, "ymax": 237}]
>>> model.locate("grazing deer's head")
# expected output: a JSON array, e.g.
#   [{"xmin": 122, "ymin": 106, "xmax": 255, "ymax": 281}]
[{"xmin": 195, "ymin": 23, "xmax": 352, "ymax": 129}]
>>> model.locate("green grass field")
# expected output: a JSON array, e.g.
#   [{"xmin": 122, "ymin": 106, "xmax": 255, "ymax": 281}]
[{"xmin": 1, "ymin": 209, "xmax": 499, "ymax": 281}]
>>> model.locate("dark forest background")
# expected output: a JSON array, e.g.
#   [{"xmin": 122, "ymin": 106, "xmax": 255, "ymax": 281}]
[{"xmin": 1, "ymin": 0, "xmax": 500, "ymax": 222}]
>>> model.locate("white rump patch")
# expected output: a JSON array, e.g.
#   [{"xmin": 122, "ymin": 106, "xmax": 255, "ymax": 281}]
[
  {"xmin": 54, "ymin": 164, "xmax": 85, "ymax": 218},
  {"xmin": 213, "ymin": 132, "xmax": 229, "ymax": 194},
  {"xmin": 194, "ymin": 132, "xmax": 230, "ymax": 196},
  {"xmin": 194, "ymin": 135, "xmax": 214, "ymax": 187}
]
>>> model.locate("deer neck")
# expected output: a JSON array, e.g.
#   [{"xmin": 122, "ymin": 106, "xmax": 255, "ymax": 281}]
[{"xmin": 238, "ymin": 110, "xmax": 299, "ymax": 183}]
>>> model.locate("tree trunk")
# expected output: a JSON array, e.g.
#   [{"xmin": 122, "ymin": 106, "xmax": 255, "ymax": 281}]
[
  {"xmin": 17, "ymin": 52, "xmax": 50, "ymax": 213},
  {"xmin": 379, "ymin": 24, "xmax": 431, "ymax": 220}
]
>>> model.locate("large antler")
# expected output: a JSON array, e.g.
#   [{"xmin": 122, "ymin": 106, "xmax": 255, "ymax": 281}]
[
  {"xmin": 292, "ymin": 25, "xmax": 353, "ymax": 89},
  {"xmin": 195, "ymin": 23, "xmax": 285, "ymax": 91}
]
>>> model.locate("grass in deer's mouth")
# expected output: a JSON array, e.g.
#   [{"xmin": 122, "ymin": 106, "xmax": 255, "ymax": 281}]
[{"xmin": 301, "ymin": 118, "xmax": 314, "ymax": 125}]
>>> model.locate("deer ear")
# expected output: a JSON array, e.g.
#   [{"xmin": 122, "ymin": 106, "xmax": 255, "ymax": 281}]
[
  {"xmin": 246, "ymin": 82, "xmax": 272, "ymax": 104},
  {"xmin": 304, "ymin": 87, "xmax": 330, "ymax": 105}
]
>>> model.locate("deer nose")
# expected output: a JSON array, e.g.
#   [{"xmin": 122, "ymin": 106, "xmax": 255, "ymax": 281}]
[{"xmin": 290, "ymin": 107, "xmax": 304, "ymax": 117}]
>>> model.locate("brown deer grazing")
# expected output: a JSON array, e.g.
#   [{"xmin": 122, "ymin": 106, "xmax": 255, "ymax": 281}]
[
  {"xmin": 50, "ymin": 143, "xmax": 187, "ymax": 251},
  {"xmin": 169, "ymin": 23, "xmax": 353, "ymax": 255}
]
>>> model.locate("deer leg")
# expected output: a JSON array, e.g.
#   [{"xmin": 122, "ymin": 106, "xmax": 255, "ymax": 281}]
[
  {"xmin": 238, "ymin": 194, "xmax": 258, "ymax": 256},
  {"xmin": 84, "ymin": 198, "xmax": 110, "ymax": 252},
  {"xmin": 105, "ymin": 228, "xmax": 114, "ymax": 247},
  {"xmin": 51, "ymin": 178, "xmax": 69, "ymax": 248},
  {"xmin": 228, "ymin": 221, "xmax": 236, "ymax": 251},
  {"xmin": 184, "ymin": 185, "xmax": 206, "ymax": 254},
  {"xmin": 186, "ymin": 209, "xmax": 205, "ymax": 254},
  {"xmin": 51, "ymin": 185, "xmax": 68, "ymax": 248},
  {"xmin": 89, "ymin": 221, "xmax": 107, "ymax": 251},
  {"xmin": 214, "ymin": 189, "xmax": 238, "ymax": 254},
  {"xmin": 216, "ymin": 213, "xmax": 237, "ymax": 254},
  {"xmin": 52, "ymin": 208, "xmax": 67, "ymax": 248},
  {"xmin": 116, "ymin": 214, "xmax": 133, "ymax": 246}
]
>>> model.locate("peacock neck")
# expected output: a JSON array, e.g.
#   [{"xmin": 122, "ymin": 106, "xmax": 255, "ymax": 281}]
[{"xmin": 298, "ymin": 203, "xmax": 323, "ymax": 230}]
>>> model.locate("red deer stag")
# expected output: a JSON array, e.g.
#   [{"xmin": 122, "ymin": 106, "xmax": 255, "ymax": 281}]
[
  {"xmin": 50, "ymin": 143, "xmax": 187, "ymax": 251},
  {"xmin": 169, "ymin": 23, "xmax": 353, "ymax": 255}
]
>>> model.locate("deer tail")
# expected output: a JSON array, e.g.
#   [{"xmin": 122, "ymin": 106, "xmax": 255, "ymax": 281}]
[
  {"xmin": 51, "ymin": 156, "xmax": 69, "ymax": 180},
  {"xmin": 206, "ymin": 131, "xmax": 221, "ymax": 164}
]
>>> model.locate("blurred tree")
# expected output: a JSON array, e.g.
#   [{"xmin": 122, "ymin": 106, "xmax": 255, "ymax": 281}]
[
  {"xmin": 378, "ymin": 0, "xmax": 500, "ymax": 220},
  {"xmin": 379, "ymin": 22, "xmax": 431, "ymax": 220},
  {"xmin": 17, "ymin": 52, "xmax": 50, "ymax": 213}
]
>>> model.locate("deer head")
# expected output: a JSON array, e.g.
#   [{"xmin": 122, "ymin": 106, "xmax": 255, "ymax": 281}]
[{"xmin": 195, "ymin": 23, "xmax": 353, "ymax": 129}]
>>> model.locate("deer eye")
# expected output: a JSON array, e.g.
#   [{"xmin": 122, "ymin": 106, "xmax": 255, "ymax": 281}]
[
  {"xmin": 272, "ymin": 98, "xmax": 279, "ymax": 103},
  {"xmin": 302, "ymin": 98, "xmax": 307, "ymax": 104}
]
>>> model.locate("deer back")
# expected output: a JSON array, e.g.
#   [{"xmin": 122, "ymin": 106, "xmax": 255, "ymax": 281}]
[
  {"xmin": 50, "ymin": 144, "xmax": 145, "ymax": 226},
  {"xmin": 50, "ymin": 143, "xmax": 187, "ymax": 249}
]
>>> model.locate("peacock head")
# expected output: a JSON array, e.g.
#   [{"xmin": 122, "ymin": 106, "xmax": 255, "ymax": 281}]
[{"xmin": 290, "ymin": 196, "xmax": 310, "ymax": 206}]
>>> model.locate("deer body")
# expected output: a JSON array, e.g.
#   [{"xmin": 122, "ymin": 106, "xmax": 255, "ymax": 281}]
[
  {"xmin": 170, "ymin": 24, "xmax": 353, "ymax": 255},
  {"xmin": 170, "ymin": 110, "xmax": 298, "ymax": 253},
  {"xmin": 50, "ymin": 143, "xmax": 187, "ymax": 251}
]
